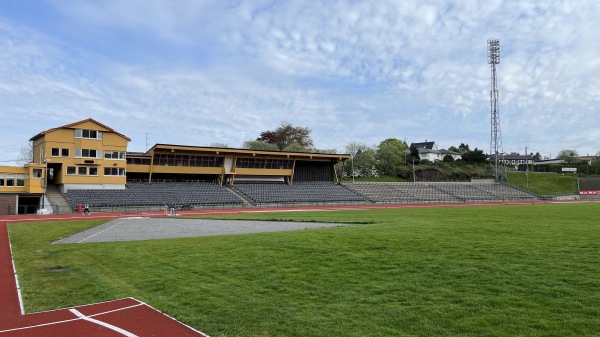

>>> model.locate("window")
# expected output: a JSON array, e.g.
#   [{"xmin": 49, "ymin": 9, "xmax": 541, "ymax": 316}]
[
  {"xmin": 104, "ymin": 167, "xmax": 125, "ymax": 176},
  {"xmin": 6, "ymin": 174, "xmax": 15, "ymax": 186},
  {"xmin": 66, "ymin": 167, "xmax": 76, "ymax": 175},
  {"xmin": 0, "ymin": 173, "xmax": 4, "ymax": 186},
  {"xmin": 51, "ymin": 148, "xmax": 70, "ymax": 157},
  {"xmin": 75, "ymin": 129, "xmax": 103, "ymax": 140},
  {"xmin": 74, "ymin": 149, "xmax": 102, "ymax": 158},
  {"xmin": 105, "ymin": 151, "xmax": 126, "ymax": 160},
  {"xmin": 89, "ymin": 167, "xmax": 98, "ymax": 176},
  {"xmin": 78, "ymin": 167, "xmax": 88, "ymax": 175},
  {"xmin": 16, "ymin": 174, "xmax": 25, "ymax": 186},
  {"xmin": 33, "ymin": 169, "xmax": 43, "ymax": 178}
]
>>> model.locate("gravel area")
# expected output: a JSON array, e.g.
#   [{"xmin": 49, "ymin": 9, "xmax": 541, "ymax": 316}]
[{"xmin": 53, "ymin": 217, "xmax": 356, "ymax": 244}]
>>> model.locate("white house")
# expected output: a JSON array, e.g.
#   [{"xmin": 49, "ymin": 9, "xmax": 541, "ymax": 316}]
[{"xmin": 410, "ymin": 142, "xmax": 462, "ymax": 162}]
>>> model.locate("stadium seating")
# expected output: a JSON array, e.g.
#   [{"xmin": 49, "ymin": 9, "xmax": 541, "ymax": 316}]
[
  {"xmin": 234, "ymin": 181, "xmax": 366, "ymax": 204},
  {"xmin": 342, "ymin": 182, "xmax": 537, "ymax": 203},
  {"xmin": 66, "ymin": 181, "xmax": 243, "ymax": 209},
  {"xmin": 64, "ymin": 180, "xmax": 538, "ymax": 212}
]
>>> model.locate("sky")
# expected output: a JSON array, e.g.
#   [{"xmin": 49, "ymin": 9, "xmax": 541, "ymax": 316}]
[{"xmin": 1, "ymin": 0, "xmax": 599, "ymax": 165}]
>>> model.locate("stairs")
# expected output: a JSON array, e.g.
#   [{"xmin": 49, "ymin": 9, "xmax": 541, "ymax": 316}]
[{"xmin": 45, "ymin": 185, "xmax": 72, "ymax": 214}]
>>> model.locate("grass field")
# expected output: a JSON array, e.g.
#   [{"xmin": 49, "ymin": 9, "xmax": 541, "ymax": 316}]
[
  {"xmin": 506, "ymin": 172, "xmax": 579, "ymax": 196},
  {"xmin": 9, "ymin": 203, "xmax": 600, "ymax": 337}
]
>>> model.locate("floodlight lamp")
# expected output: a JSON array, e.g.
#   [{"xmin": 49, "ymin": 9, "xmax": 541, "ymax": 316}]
[{"xmin": 487, "ymin": 39, "xmax": 500, "ymax": 64}]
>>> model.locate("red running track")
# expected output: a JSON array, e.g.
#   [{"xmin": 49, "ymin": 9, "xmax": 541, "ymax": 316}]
[{"xmin": 0, "ymin": 219, "xmax": 209, "ymax": 337}]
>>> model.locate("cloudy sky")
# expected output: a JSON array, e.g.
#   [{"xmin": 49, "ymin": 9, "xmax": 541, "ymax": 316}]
[{"xmin": 1, "ymin": 0, "xmax": 599, "ymax": 164}]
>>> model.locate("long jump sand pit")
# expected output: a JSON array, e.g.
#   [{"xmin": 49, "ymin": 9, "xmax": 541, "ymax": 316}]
[{"xmin": 54, "ymin": 217, "xmax": 357, "ymax": 244}]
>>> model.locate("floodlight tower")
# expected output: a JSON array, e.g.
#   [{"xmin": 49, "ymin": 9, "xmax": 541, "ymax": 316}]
[{"xmin": 487, "ymin": 38, "xmax": 503, "ymax": 181}]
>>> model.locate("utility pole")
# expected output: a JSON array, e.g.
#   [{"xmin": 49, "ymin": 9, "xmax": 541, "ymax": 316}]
[{"xmin": 525, "ymin": 146, "xmax": 529, "ymax": 189}]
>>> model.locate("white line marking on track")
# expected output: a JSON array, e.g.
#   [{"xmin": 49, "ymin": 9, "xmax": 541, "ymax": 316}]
[
  {"xmin": 132, "ymin": 298, "xmax": 211, "ymax": 337},
  {"xmin": 0, "ymin": 318, "xmax": 80, "ymax": 333},
  {"xmin": 0, "ymin": 301, "xmax": 144, "ymax": 334},
  {"xmin": 77, "ymin": 222, "xmax": 121, "ymax": 243},
  {"xmin": 7, "ymin": 230, "xmax": 25, "ymax": 315},
  {"xmin": 87, "ymin": 303, "xmax": 144, "ymax": 318},
  {"xmin": 70, "ymin": 308, "xmax": 139, "ymax": 337}
]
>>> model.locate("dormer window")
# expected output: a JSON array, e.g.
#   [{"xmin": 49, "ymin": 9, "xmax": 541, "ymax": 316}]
[{"xmin": 75, "ymin": 129, "xmax": 103, "ymax": 140}]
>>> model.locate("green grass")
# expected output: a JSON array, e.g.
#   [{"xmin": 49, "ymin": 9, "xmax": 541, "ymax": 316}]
[
  {"xmin": 506, "ymin": 172, "xmax": 579, "ymax": 195},
  {"xmin": 9, "ymin": 203, "xmax": 600, "ymax": 337}
]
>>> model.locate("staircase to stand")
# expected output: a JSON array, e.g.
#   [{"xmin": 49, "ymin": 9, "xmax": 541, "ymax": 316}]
[{"xmin": 45, "ymin": 185, "xmax": 73, "ymax": 214}]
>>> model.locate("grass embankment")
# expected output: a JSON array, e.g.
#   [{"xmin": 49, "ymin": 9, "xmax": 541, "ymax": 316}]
[
  {"xmin": 507, "ymin": 172, "xmax": 579, "ymax": 195},
  {"xmin": 9, "ymin": 203, "xmax": 600, "ymax": 337}
]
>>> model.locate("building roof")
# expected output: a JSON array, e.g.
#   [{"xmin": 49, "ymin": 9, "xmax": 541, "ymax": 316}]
[
  {"xmin": 30, "ymin": 118, "xmax": 131, "ymax": 141},
  {"xmin": 410, "ymin": 141, "xmax": 435, "ymax": 150},
  {"xmin": 143, "ymin": 143, "xmax": 351, "ymax": 161}
]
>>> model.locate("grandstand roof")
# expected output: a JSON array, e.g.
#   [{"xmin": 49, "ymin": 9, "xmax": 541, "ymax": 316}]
[{"xmin": 144, "ymin": 143, "xmax": 351, "ymax": 161}]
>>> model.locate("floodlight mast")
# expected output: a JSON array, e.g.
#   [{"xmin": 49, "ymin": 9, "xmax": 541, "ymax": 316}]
[{"xmin": 488, "ymin": 38, "xmax": 503, "ymax": 181}]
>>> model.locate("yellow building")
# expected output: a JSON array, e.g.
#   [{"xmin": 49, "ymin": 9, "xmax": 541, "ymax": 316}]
[
  {"xmin": 30, "ymin": 118, "xmax": 130, "ymax": 192},
  {"xmin": 0, "ymin": 118, "xmax": 350, "ymax": 215}
]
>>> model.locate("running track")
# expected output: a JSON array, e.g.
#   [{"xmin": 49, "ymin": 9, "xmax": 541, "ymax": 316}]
[{"xmin": 0, "ymin": 201, "xmax": 591, "ymax": 336}]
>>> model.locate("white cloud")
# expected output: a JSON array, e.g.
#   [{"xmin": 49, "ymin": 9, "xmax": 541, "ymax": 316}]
[{"xmin": 0, "ymin": 0, "xmax": 599, "ymax": 165}]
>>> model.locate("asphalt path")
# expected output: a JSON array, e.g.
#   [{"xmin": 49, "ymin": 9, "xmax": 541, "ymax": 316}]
[{"xmin": 53, "ymin": 217, "xmax": 357, "ymax": 244}]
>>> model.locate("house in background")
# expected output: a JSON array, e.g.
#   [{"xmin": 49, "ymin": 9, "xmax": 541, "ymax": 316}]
[
  {"xmin": 495, "ymin": 154, "xmax": 535, "ymax": 168},
  {"xmin": 410, "ymin": 141, "xmax": 462, "ymax": 162}
]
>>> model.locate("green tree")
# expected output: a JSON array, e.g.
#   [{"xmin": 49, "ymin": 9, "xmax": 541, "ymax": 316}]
[
  {"xmin": 376, "ymin": 138, "xmax": 407, "ymax": 176},
  {"xmin": 242, "ymin": 140, "xmax": 280, "ymax": 151},
  {"xmin": 257, "ymin": 122, "xmax": 314, "ymax": 150},
  {"xmin": 458, "ymin": 143, "xmax": 470, "ymax": 153},
  {"xmin": 462, "ymin": 148, "xmax": 487, "ymax": 164},
  {"xmin": 409, "ymin": 145, "xmax": 421, "ymax": 164},
  {"xmin": 443, "ymin": 154, "xmax": 455, "ymax": 162},
  {"xmin": 557, "ymin": 149, "xmax": 579, "ymax": 163},
  {"xmin": 283, "ymin": 143, "xmax": 311, "ymax": 152},
  {"xmin": 210, "ymin": 142, "xmax": 230, "ymax": 148}
]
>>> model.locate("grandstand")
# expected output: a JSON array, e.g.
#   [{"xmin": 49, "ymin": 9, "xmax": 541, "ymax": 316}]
[
  {"xmin": 0, "ymin": 118, "xmax": 571, "ymax": 215},
  {"xmin": 234, "ymin": 181, "xmax": 366, "ymax": 205},
  {"xmin": 66, "ymin": 181, "xmax": 243, "ymax": 211},
  {"xmin": 343, "ymin": 182, "xmax": 537, "ymax": 204}
]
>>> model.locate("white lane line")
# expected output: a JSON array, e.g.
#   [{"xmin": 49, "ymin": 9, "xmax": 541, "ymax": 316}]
[
  {"xmin": 7, "ymin": 229, "xmax": 25, "ymax": 315},
  {"xmin": 88, "ymin": 303, "xmax": 144, "ymax": 318},
  {"xmin": 0, "ymin": 317, "xmax": 81, "ymax": 333},
  {"xmin": 0, "ymin": 301, "xmax": 144, "ymax": 333},
  {"xmin": 77, "ymin": 222, "xmax": 121, "ymax": 243},
  {"xmin": 132, "ymin": 298, "xmax": 211, "ymax": 337},
  {"xmin": 69, "ymin": 308, "xmax": 139, "ymax": 337}
]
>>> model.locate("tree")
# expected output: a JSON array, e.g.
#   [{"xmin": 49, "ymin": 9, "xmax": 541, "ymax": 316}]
[
  {"xmin": 257, "ymin": 122, "xmax": 314, "ymax": 150},
  {"xmin": 533, "ymin": 152, "xmax": 542, "ymax": 161},
  {"xmin": 353, "ymin": 148, "xmax": 378, "ymax": 177},
  {"xmin": 210, "ymin": 142, "xmax": 230, "ymax": 148},
  {"xmin": 376, "ymin": 138, "xmax": 407, "ymax": 176},
  {"xmin": 443, "ymin": 154, "xmax": 455, "ymax": 162},
  {"xmin": 16, "ymin": 142, "xmax": 34, "ymax": 166},
  {"xmin": 461, "ymin": 148, "xmax": 487, "ymax": 164},
  {"xmin": 343, "ymin": 142, "xmax": 378, "ymax": 178},
  {"xmin": 283, "ymin": 143, "xmax": 311, "ymax": 152},
  {"xmin": 242, "ymin": 140, "xmax": 280, "ymax": 151},
  {"xmin": 557, "ymin": 149, "xmax": 579, "ymax": 164},
  {"xmin": 409, "ymin": 145, "xmax": 420, "ymax": 164},
  {"xmin": 458, "ymin": 143, "xmax": 470, "ymax": 153}
]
